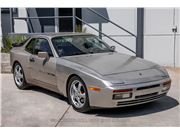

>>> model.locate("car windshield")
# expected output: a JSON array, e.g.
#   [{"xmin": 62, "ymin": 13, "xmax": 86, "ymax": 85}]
[{"xmin": 51, "ymin": 35, "xmax": 113, "ymax": 57}]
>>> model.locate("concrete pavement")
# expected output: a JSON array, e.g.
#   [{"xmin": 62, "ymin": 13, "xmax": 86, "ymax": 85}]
[
  {"xmin": 1, "ymin": 68, "xmax": 180, "ymax": 126},
  {"xmin": 1, "ymin": 74, "xmax": 70, "ymax": 127}
]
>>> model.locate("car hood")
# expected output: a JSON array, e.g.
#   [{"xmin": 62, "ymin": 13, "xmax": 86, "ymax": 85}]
[{"xmin": 63, "ymin": 52, "xmax": 160, "ymax": 76}]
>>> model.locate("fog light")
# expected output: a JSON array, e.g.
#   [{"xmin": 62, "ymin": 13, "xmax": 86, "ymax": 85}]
[
  {"xmin": 162, "ymin": 86, "xmax": 169, "ymax": 90},
  {"xmin": 113, "ymin": 93, "xmax": 132, "ymax": 100},
  {"xmin": 162, "ymin": 85, "xmax": 170, "ymax": 92},
  {"xmin": 162, "ymin": 80, "xmax": 171, "ymax": 92}
]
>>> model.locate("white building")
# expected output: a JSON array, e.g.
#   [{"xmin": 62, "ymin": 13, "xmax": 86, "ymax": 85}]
[{"xmin": 1, "ymin": 8, "xmax": 180, "ymax": 67}]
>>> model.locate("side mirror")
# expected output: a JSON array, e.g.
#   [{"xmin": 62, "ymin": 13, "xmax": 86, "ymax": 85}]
[
  {"xmin": 38, "ymin": 52, "xmax": 49, "ymax": 60},
  {"xmin": 110, "ymin": 46, "xmax": 115, "ymax": 51}
]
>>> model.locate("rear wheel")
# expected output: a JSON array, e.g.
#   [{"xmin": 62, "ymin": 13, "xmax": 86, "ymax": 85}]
[
  {"xmin": 67, "ymin": 76, "xmax": 90, "ymax": 113},
  {"xmin": 13, "ymin": 63, "xmax": 28, "ymax": 89}
]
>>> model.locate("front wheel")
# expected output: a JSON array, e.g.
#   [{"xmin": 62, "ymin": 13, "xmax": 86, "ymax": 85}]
[
  {"xmin": 67, "ymin": 76, "xmax": 90, "ymax": 113},
  {"xmin": 13, "ymin": 63, "xmax": 28, "ymax": 89}
]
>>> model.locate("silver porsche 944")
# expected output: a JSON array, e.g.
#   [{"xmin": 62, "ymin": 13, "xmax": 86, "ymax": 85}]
[{"xmin": 10, "ymin": 33, "xmax": 171, "ymax": 112}]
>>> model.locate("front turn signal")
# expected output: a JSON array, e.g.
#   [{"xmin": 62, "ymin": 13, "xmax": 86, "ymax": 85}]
[
  {"xmin": 163, "ymin": 80, "xmax": 171, "ymax": 86},
  {"xmin": 88, "ymin": 87, "xmax": 101, "ymax": 92}
]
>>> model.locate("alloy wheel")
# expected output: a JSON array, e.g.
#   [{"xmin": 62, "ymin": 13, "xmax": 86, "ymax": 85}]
[
  {"xmin": 14, "ymin": 64, "xmax": 24, "ymax": 86},
  {"xmin": 70, "ymin": 80, "xmax": 86, "ymax": 108}
]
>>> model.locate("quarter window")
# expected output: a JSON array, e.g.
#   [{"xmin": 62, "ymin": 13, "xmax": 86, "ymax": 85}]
[{"xmin": 25, "ymin": 39, "xmax": 36, "ymax": 54}]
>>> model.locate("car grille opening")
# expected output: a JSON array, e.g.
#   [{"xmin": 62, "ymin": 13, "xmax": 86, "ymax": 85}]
[
  {"xmin": 136, "ymin": 84, "xmax": 160, "ymax": 90},
  {"xmin": 135, "ymin": 92, "xmax": 158, "ymax": 99},
  {"xmin": 117, "ymin": 93, "xmax": 166, "ymax": 106}
]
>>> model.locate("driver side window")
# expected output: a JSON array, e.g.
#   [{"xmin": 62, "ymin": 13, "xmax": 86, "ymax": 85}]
[{"xmin": 25, "ymin": 38, "xmax": 53, "ymax": 57}]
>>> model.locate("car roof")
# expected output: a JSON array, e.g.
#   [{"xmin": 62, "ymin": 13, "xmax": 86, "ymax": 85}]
[{"xmin": 29, "ymin": 32, "xmax": 94, "ymax": 39}]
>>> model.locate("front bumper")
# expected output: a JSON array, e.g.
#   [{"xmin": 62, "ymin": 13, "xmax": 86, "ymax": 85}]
[{"xmin": 88, "ymin": 78, "xmax": 171, "ymax": 108}]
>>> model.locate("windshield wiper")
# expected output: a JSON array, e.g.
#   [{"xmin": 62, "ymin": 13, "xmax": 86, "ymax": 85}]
[
  {"xmin": 88, "ymin": 51, "xmax": 94, "ymax": 54},
  {"xmin": 72, "ymin": 52, "xmax": 87, "ymax": 55}
]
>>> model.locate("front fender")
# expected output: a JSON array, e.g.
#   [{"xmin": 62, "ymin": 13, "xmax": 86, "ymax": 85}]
[{"xmin": 56, "ymin": 58, "xmax": 107, "ymax": 98}]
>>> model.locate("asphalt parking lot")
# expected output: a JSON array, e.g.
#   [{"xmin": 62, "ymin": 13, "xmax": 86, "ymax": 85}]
[{"xmin": 1, "ymin": 68, "xmax": 180, "ymax": 127}]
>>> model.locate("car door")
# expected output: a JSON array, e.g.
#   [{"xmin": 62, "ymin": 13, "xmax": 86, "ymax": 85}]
[{"xmin": 29, "ymin": 38, "xmax": 57, "ymax": 89}]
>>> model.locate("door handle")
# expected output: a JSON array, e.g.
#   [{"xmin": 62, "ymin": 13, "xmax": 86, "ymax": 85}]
[{"xmin": 29, "ymin": 57, "xmax": 35, "ymax": 62}]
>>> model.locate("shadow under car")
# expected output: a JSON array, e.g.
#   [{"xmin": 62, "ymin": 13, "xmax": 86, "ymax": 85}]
[{"xmin": 25, "ymin": 86, "xmax": 179, "ymax": 118}]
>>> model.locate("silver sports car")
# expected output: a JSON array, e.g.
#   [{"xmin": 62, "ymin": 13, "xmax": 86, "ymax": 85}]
[{"xmin": 10, "ymin": 33, "xmax": 171, "ymax": 112}]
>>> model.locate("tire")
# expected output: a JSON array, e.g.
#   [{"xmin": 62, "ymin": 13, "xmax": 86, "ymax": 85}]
[
  {"xmin": 67, "ymin": 76, "xmax": 90, "ymax": 113},
  {"xmin": 13, "ymin": 62, "xmax": 28, "ymax": 89}
]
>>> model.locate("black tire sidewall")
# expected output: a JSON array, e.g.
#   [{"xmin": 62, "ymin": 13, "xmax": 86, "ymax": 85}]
[{"xmin": 67, "ymin": 76, "xmax": 90, "ymax": 113}]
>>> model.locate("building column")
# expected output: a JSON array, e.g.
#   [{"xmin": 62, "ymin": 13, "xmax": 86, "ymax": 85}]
[
  {"xmin": 72, "ymin": 8, "xmax": 76, "ymax": 32},
  {"xmin": 54, "ymin": 8, "xmax": 59, "ymax": 33},
  {"xmin": 99, "ymin": 23, "xmax": 102, "ymax": 39},
  {"xmin": 136, "ymin": 8, "xmax": 144, "ymax": 58},
  {"xmin": 0, "ymin": 8, "xmax": 2, "ymax": 47},
  {"xmin": 9, "ymin": 8, "xmax": 14, "ymax": 33}
]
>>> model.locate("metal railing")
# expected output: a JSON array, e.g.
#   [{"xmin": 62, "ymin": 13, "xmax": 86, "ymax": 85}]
[
  {"xmin": 87, "ymin": 8, "xmax": 136, "ymax": 37},
  {"xmin": 13, "ymin": 16, "xmax": 74, "ymax": 20},
  {"xmin": 75, "ymin": 8, "xmax": 136, "ymax": 54},
  {"xmin": 75, "ymin": 16, "xmax": 135, "ymax": 54},
  {"xmin": 9, "ymin": 8, "xmax": 136, "ymax": 54}
]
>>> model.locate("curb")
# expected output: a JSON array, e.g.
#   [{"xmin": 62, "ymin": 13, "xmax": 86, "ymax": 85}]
[{"xmin": 1, "ymin": 53, "xmax": 11, "ymax": 73}]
